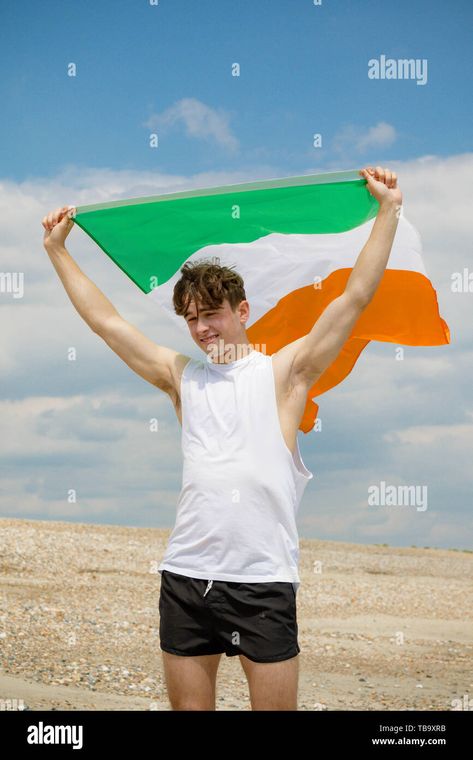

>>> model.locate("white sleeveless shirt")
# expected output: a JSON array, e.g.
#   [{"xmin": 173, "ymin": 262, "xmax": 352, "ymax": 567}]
[{"xmin": 158, "ymin": 349, "xmax": 313, "ymax": 588}]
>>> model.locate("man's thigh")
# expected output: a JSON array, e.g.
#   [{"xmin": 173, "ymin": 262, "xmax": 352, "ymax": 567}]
[
  {"xmin": 162, "ymin": 651, "xmax": 223, "ymax": 710},
  {"xmin": 239, "ymin": 653, "xmax": 299, "ymax": 711}
]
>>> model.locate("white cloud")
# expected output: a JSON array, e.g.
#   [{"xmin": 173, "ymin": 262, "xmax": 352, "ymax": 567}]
[
  {"xmin": 0, "ymin": 393, "xmax": 182, "ymax": 523},
  {"xmin": 332, "ymin": 120, "xmax": 397, "ymax": 154},
  {"xmin": 384, "ymin": 422, "xmax": 473, "ymax": 448},
  {"xmin": 143, "ymin": 97, "xmax": 239, "ymax": 152},
  {"xmin": 1, "ymin": 153, "xmax": 472, "ymax": 547}
]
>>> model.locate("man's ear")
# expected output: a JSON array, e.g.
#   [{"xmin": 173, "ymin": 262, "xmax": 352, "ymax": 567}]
[{"xmin": 238, "ymin": 299, "xmax": 250, "ymax": 323}]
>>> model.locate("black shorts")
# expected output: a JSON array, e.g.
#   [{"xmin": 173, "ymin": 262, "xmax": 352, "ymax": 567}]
[{"xmin": 159, "ymin": 569, "xmax": 300, "ymax": 663}]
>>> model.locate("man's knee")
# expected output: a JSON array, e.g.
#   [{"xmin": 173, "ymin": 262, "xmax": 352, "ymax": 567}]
[{"xmin": 169, "ymin": 698, "xmax": 215, "ymax": 711}]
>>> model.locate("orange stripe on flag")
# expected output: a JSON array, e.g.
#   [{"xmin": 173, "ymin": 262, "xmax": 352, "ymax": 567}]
[{"xmin": 247, "ymin": 268, "xmax": 450, "ymax": 433}]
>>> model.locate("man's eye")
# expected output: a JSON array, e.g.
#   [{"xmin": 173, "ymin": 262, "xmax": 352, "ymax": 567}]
[{"xmin": 187, "ymin": 311, "xmax": 215, "ymax": 322}]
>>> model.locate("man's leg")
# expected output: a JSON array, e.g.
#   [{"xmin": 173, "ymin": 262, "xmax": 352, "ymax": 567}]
[
  {"xmin": 239, "ymin": 653, "xmax": 299, "ymax": 710},
  {"xmin": 162, "ymin": 651, "xmax": 222, "ymax": 710}
]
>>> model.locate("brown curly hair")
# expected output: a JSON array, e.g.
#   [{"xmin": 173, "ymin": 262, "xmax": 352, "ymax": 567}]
[{"xmin": 173, "ymin": 257, "xmax": 247, "ymax": 318}]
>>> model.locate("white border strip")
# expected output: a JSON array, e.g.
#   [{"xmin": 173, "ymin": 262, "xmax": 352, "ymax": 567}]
[{"xmin": 75, "ymin": 169, "xmax": 363, "ymax": 214}]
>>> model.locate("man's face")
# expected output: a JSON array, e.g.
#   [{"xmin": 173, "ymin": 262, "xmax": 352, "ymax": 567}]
[{"xmin": 184, "ymin": 297, "xmax": 250, "ymax": 357}]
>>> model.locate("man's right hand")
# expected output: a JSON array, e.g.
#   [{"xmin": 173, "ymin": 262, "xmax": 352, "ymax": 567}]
[{"xmin": 42, "ymin": 205, "xmax": 76, "ymax": 249}]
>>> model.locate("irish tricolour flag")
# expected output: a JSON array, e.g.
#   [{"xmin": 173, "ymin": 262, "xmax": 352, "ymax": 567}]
[{"xmin": 73, "ymin": 169, "xmax": 450, "ymax": 433}]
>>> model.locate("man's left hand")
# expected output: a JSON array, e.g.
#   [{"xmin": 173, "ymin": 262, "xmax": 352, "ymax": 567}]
[{"xmin": 359, "ymin": 166, "xmax": 403, "ymax": 207}]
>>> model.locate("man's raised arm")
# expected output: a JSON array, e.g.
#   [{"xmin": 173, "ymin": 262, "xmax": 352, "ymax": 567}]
[
  {"xmin": 290, "ymin": 166, "xmax": 403, "ymax": 389},
  {"xmin": 42, "ymin": 205, "xmax": 186, "ymax": 396}
]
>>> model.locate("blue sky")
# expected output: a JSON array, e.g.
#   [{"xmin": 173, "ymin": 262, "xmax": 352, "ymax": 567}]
[
  {"xmin": 1, "ymin": 0, "xmax": 472, "ymax": 551},
  {"xmin": 1, "ymin": 0, "xmax": 472, "ymax": 180}
]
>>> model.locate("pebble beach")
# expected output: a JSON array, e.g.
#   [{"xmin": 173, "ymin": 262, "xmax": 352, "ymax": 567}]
[{"xmin": 1, "ymin": 518, "xmax": 472, "ymax": 711}]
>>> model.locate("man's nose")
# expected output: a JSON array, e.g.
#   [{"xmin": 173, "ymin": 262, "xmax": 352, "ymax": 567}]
[{"xmin": 196, "ymin": 318, "xmax": 209, "ymax": 334}]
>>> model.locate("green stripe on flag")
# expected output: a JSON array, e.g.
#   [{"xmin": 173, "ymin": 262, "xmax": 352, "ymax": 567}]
[{"xmin": 73, "ymin": 173, "xmax": 378, "ymax": 293}]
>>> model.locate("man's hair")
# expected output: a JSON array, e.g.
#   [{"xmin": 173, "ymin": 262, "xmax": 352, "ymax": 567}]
[{"xmin": 173, "ymin": 258, "xmax": 247, "ymax": 317}]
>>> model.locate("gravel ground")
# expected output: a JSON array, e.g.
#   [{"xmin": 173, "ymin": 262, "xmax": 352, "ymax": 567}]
[{"xmin": 0, "ymin": 517, "xmax": 472, "ymax": 711}]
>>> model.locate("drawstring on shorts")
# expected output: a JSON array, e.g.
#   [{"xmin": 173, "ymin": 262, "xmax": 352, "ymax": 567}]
[{"xmin": 203, "ymin": 580, "xmax": 213, "ymax": 597}]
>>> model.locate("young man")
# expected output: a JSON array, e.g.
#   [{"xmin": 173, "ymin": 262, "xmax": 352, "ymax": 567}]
[{"xmin": 42, "ymin": 166, "xmax": 401, "ymax": 711}]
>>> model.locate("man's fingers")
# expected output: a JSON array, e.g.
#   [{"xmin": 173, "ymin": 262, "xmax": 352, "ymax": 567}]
[
  {"xmin": 375, "ymin": 166, "xmax": 385, "ymax": 181},
  {"xmin": 360, "ymin": 167, "xmax": 375, "ymax": 182},
  {"xmin": 360, "ymin": 166, "xmax": 398, "ymax": 190},
  {"xmin": 370, "ymin": 166, "xmax": 398, "ymax": 188},
  {"xmin": 43, "ymin": 205, "xmax": 76, "ymax": 233},
  {"xmin": 47, "ymin": 207, "xmax": 65, "ymax": 229}
]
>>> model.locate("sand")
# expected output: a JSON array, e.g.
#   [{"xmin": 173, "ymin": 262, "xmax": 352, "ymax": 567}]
[{"xmin": 0, "ymin": 518, "xmax": 472, "ymax": 711}]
